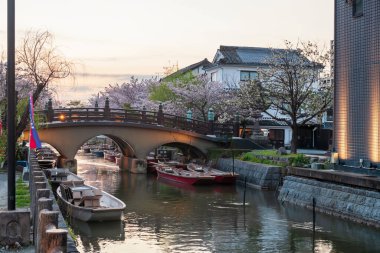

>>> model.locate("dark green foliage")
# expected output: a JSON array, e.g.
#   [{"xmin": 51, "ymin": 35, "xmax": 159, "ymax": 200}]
[{"xmin": 288, "ymin": 154, "xmax": 310, "ymax": 167}]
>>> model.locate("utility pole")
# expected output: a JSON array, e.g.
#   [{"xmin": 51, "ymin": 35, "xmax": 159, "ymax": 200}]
[{"xmin": 7, "ymin": 0, "xmax": 16, "ymax": 210}]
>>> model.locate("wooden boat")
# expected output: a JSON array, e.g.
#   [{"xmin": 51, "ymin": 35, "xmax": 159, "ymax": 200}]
[
  {"xmin": 104, "ymin": 150, "xmax": 118, "ymax": 162},
  {"xmin": 146, "ymin": 158, "xmax": 159, "ymax": 174},
  {"xmin": 44, "ymin": 168, "xmax": 85, "ymax": 191},
  {"xmin": 156, "ymin": 165, "xmax": 215, "ymax": 185},
  {"xmin": 57, "ymin": 184, "xmax": 126, "ymax": 222},
  {"xmin": 81, "ymin": 145, "xmax": 91, "ymax": 153},
  {"xmin": 37, "ymin": 159, "xmax": 56, "ymax": 169},
  {"xmin": 36, "ymin": 147, "xmax": 57, "ymax": 169},
  {"xmin": 187, "ymin": 163, "xmax": 238, "ymax": 184}
]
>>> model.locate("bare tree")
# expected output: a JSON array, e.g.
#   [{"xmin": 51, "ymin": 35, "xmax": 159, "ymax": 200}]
[
  {"xmin": 15, "ymin": 30, "xmax": 73, "ymax": 139},
  {"xmin": 256, "ymin": 41, "xmax": 332, "ymax": 153}
]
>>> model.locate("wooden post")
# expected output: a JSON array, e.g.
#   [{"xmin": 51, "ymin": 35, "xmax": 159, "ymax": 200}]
[
  {"xmin": 233, "ymin": 114, "xmax": 240, "ymax": 137},
  {"xmin": 157, "ymin": 103, "xmax": 163, "ymax": 125},
  {"xmin": 47, "ymin": 98, "xmax": 54, "ymax": 122},
  {"xmin": 142, "ymin": 106, "xmax": 146, "ymax": 122},
  {"xmin": 37, "ymin": 210, "xmax": 59, "ymax": 253},
  {"xmin": 36, "ymin": 189, "xmax": 51, "ymax": 200},
  {"xmin": 35, "ymin": 198, "xmax": 53, "ymax": 245},
  {"xmin": 243, "ymin": 176, "xmax": 247, "ymax": 207},
  {"xmin": 312, "ymin": 197, "xmax": 316, "ymax": 231},
  {"xmin": 33, "ymin": 182, "xmax": 47, "ymax": 218},
  {"xmin": 31, "ymin": 175, "xmax": 46, "ymax": 217},
  {"xmin": 104, "ymin": 97, "xmax": 110, "ymax": 120},
  {"xmin": 34, "ymin": 182, "xmax": 47, "ymax": 192},
  {"xmin": 46, "ymin": 228, "xmax": 68, "ymax": 253}
]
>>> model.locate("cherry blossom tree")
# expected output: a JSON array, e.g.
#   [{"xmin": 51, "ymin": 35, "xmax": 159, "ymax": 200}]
[
  {"xmin": 88, "ymin": 77, "xmax": 161, "ymax": 111},
  {"xmin": 168, "ymin": 75, "xmax": 230, "ymax": 121},
  {"xmin": 14, "ymin": 30, "xmax": 73, "ymax": 139},
  {"xmin": 255, "ymin": 41, "xmax": 332, "ymax": 153}
]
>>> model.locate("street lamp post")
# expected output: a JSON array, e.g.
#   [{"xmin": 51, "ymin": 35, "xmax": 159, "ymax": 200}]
[{"xmin": 7, "ymin": 0, "xmax": 16, "ymax": 210}]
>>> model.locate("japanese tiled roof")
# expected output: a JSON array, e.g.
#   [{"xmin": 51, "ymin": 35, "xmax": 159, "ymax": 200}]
[{"xmin": 163, "ymin": 58, "xmax": 212, "ymax": 80}]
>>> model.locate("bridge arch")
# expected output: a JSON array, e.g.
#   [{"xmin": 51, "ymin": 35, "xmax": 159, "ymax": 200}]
[{"xmin": 78, "ymin": 134, "xmax": 136, "ymax": 158}]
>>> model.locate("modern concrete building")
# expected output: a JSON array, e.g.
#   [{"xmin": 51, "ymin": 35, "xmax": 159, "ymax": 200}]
[{"xmin": 334, "ymin": 0, "xmax": 380, "ymax": 167}]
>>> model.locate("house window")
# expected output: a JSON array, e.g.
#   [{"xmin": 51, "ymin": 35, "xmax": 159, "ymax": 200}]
[
  {"xmin": 353, "ymin": 0, "xmax": 363, "ymax": 17},
  {"xmin": 211, "ymin": 72, "xmax": 217, "ymax": 82},
  {"xmin": 240, "ymin": 71, "xmax": 258, "ymax": 81}
]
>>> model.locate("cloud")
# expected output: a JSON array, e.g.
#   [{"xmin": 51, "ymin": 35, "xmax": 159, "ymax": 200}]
[
  {"xmin": 74, "ymin": 72, "xmax": 157, "ymax": 80},
  {"xmin": 67, "ymin": 85, "xmax": 94, "ymax": 92}
]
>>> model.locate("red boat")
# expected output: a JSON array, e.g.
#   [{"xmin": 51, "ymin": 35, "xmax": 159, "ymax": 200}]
[
  {"xmin": 187, "ymin": 163, "xmax": 238, "ymax": 184},
  {"xmin": 156, "ymin": 165, "xmax": 215, "ymax": 185}
]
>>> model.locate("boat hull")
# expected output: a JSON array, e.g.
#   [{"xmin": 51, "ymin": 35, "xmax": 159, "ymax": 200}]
[
  {"xmin": 156, "ymin": 168, "xmax": 214, "ymax": 185},
  {"xmin": 213, "ymin": 174, "xmax": 237, "ymax": 184}
]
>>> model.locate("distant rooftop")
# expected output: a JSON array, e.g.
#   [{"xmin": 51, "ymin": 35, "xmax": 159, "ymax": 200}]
[
  {"xmin": 211, "ymin": 45, "xmax": 290, "ymax": 66},
  {"xmin": 163, "ymin": 58, "xmax": 212, "ymax": 80}
]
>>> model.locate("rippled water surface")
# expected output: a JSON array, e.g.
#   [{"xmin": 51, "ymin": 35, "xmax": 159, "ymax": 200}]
[{"xmin": 71, "ymin": 154, "xmax": 380, "ymax": 253}]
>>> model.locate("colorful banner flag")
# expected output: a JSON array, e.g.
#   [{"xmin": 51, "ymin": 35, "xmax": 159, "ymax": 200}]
[{"xmin": 29, "ymin": 93, "xmax": 42, "ymax": 149}]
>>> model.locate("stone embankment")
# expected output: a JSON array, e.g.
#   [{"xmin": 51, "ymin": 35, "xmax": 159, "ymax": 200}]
[
  {"xmin": 278, "ymin": 176, "xmax": 380, "ymax": 227},
  {"xmin": 217, "ymin": 158, "xmax": 281, "ymax": 190},
  {"xmin": 216, "ymin": 158, "xmax": 380, "ymax": 227}
]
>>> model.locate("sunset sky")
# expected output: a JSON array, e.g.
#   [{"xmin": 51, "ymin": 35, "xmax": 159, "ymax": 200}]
[{"xmin": 0, "ymin": 0, "xmax": 334, "ymax": 103}]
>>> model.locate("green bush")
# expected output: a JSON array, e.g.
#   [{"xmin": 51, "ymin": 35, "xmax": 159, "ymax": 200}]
[
  {"xmin": 237, "ymin": 152, "xmax": 284, "ymax": 167},
  {"xmin": 288, "ymin": 154, "xmax": 310, "ymax": 167},
  {"xmin": 236, "ymin": 150, "xmax": 312, "ymax": 168}
]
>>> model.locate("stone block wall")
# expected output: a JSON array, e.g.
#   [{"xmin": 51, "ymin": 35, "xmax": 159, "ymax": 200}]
[
  {"xmin": 278, "ymin": 176, "xmax": 380, "ymax": 227},
  {"xmin": 217, "ymin": 158, "xmax": 281, "ymax": 190}
]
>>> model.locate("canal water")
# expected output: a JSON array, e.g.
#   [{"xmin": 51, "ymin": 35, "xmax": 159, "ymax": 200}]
[{"xmin": 71, "ymin": 153, "xmax": 380, "ymax": 253}]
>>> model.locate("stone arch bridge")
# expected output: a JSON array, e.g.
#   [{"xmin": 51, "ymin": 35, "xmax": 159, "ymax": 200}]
[{"xmin": 23, "ymin": 105, "xmax": 239, "ymax": 172}]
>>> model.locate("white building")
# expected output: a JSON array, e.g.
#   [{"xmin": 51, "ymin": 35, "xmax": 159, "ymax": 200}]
[
  {"xmin": 165, "ymin": 45, "xmax": 332, "ymax": 149},
  {"xmin": 204, "ymin": 45, "xmax": 273, "ymax": 88}
]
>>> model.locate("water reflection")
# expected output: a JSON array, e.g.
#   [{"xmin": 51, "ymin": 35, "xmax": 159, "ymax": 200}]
[{"xmin": 73, "ymin": 154, "xmax": 380, "ymax": 253}]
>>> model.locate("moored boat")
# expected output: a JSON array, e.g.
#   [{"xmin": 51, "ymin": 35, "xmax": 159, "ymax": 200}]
[
  {"xmin": 56, "ymin": 184, "xmax": 126, "ymax": 222},
  {"xmin": 187, "ymin": 163, "xmax": 238, "ymax": 184},
  {"xmin": 45, "ymin": 168, "xmax": 85, "ymax": 191},
  {"xmin": 36, "ymin": 147, "xmax": 57, "ymax": 169},
  {"xmin": 37, "ymin": 159, "xmax": 56, "ymax": 169},
  {"xmin": 156, "ymin": 165, "xmax": 215, "ymax": 185}
]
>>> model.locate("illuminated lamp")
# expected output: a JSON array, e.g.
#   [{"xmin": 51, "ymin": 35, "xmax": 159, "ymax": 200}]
[
  {"xmin": 59, "ymin": 114, "xmax": 65, "ymax": 121},
  {"xmin": 331, "ymin": 152, "xmax": 339, "ymax": 164}
]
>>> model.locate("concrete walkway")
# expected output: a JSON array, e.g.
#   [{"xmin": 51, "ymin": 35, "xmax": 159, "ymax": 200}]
[{"xmin": 0, "ymin": 172, "xmax": 7, "ymax": 209}]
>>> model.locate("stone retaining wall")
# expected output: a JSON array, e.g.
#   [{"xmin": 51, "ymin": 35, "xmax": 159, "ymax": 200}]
[
  {"xmin": 278, "ymin": 176, "xmax": 380, "ymax": 227},
  {"xmin": 216, "ymin": 158, "xmax": 281, "ymax": 190}
]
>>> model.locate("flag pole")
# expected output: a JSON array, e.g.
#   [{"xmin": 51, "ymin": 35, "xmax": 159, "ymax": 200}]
[{"xmin": 7, "ymin": 0, "xmax": 16, "ymax": 210}]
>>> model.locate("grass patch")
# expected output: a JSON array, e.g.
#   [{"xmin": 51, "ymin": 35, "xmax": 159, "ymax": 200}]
[
  {"xmin": 250, "ymin": 149, "xmax": 298, "ymax": 158},
  {"xmin": 16, "ymin": 177, "xmax": 30, "ymax": 208},
  {"xmin": 68, "ymin": 226, "xmax": 77, "ymax": 242},
  {"xmin": 239, "ymin": 152, "xmax": 285, "ymax": 167},
  {"xmin": 238, "ymin": 150, "xmax": 310, "ymax": 167}
]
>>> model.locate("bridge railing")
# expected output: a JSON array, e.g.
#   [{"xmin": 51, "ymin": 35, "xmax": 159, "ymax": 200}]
[{"xmin": 37, "ymin": 106, "xmax": 239, "ymax": 137}]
